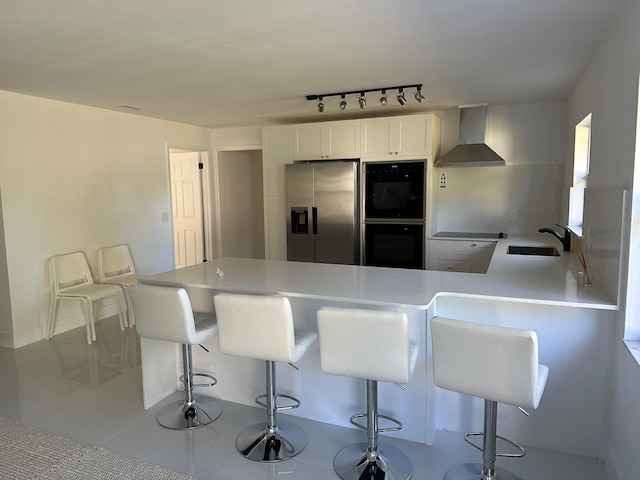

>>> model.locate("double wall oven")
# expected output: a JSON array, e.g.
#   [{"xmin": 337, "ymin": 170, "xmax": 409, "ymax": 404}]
[{"xmin": 363, "ymin": 161, "xmax": 426, "ymax": 269}]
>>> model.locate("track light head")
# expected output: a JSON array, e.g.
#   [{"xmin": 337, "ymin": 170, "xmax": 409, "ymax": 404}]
[
  {"xmin": 317, "ymin": 97, "xmax": 325, "ymax": 113},
  {"xmin": 358, "ymin": 92, "xmax": 366, "ymax": 109},
  {"xmin": 339, "ymin": 94, "xmax": 347, "ymax": 111},
  {"xmin": 397, "ymin": 88, "xmax": 407, "ymax": 106},
  {"xmin": 414, "ymin": 88, "xmax": 425, "ymax": 103},
  {"xmin": 380, "ymin": 90, "xmax": 388, "ymax": 106}
]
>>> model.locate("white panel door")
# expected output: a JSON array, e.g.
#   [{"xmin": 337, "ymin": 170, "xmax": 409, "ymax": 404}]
[{"xmin": 170, "ymin": 152, "xmax": 204, "ymax": 269}]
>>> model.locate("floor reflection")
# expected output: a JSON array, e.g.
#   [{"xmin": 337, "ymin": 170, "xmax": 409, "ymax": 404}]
[
  {"xmin": 47, "ymin": 317, "xmax": 140, "ymax": 391},
  {"xmin": 1, "ymin": 316, "xmax": 140, "ymax": 396}
]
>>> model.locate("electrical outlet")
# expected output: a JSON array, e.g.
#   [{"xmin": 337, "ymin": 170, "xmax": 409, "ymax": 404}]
[
  {"xmin": 549, "ymin": 210, "xmax": 557, "ymax": 222},
  {"xmin": 439, "ymin": 172, "xmax": 447, "ymax": 188},
  {"xmin": 509, "ymin": 209, "xmax": 517, "ymax": 221}
]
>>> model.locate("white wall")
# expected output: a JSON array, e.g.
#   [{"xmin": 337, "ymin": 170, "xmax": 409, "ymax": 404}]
[
  {"xmin": 567, "ymin": 0, "xmax": 640, "ymax": 478},
  {"xmin": 213, "ymin": 126, "xmax": 262, "ymax": 148},
  {"xmin": 0, "ymin": 188, "xmax": 12, "ymax": 335},
  {"xmin": 431, "ymin": 102, "xmax": 567, "ymax": 234},
  {"xmin": 0, "ymin": 91, "xmax": 214, "ymax": 348}
]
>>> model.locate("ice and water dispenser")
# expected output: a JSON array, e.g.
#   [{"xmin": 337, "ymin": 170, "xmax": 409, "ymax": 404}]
[{"xmin": 290, "ymin": 207, "xmax": 309, "ymax": 234}]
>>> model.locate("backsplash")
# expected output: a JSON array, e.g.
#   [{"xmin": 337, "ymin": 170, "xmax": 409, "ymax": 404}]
[
  {"xmin": 582, "ymin": 188, "xmax": 628, "ymax": 302},
  {"xmin": 430, "ymin": 164, "xmax": 564, "ymax": 235}
]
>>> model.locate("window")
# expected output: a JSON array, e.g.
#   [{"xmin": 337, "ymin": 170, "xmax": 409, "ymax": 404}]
[
  {"xmin": 624, "ymin": 79, "xmax": 640, "ymax": 341},
  {"xmin": 568, "ymin": 114, "xmax": 591, "ymax": 236}
]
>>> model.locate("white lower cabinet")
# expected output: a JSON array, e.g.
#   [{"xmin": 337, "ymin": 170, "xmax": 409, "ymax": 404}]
[{"xmin": 429, "ymin": 240, "xmax": 496, "ymax": 273}]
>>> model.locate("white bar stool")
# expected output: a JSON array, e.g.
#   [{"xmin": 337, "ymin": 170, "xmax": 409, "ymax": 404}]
[
  {"xmin": 317, "ymin": 307, "xmax": 418, "ymax": 480},
  {"xmin": 430, "ymin": 316, "xmax": 549, "ymax": 480},
  {"xmin": 213, "ymin": 293, "xmax": 317, "ymax": 462},
  {"xmin": 129, "ymin": 284, "xmax": 222, "ymax": 430}
]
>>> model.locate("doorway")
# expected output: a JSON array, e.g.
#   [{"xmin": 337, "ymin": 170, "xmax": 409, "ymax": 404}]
[{"xmin": 218, "ymin": 150, "xmax": 265, "ymax": 259}]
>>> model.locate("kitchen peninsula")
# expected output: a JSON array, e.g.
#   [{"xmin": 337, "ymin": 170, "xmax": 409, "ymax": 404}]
[{"xmin": 139, "ymin": 235, "xmax": 617, "ymax": 459}]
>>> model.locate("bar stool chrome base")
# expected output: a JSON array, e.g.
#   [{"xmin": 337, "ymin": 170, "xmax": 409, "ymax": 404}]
[
  {"xmin": 334, "ymin": 443, "xmax": 413, "ymax": 480},
  {"xmin": 157, "ymin": 394, "xmax": 223, "ymax": 430},
  {"xmin": 236, "ymin": 421, "xmax": 307, "ymax": 462},
  {"xmin": 443, "ymin": 462, "xmax": 522, "ymax": 480}
]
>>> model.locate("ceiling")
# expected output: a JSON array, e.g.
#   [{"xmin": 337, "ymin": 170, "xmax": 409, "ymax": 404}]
[{"xmin": 0, "ymin": 0, "xmax": 628, "ymax": 129}]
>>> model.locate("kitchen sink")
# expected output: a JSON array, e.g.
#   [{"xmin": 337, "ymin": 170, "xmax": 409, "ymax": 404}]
[{"xmin": 507, "ymin": 245, "xmax": 561, "ymax": 256}]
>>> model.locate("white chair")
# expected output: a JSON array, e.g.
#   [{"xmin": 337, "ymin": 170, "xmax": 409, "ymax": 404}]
[
  {"xmin": 430, "ymin": 316, "xmax": 549, "ymax": 480},
  {"xmin": 128, "ymin": 284, "xmax": 222, "ymax": 430},
  {"xmin": 317, "ymin": 307, "xmax": 418, "ymax": 480},
  {"xmin": 97, "ymin": 245, "xmax": 138, "ymax": 327},
  {"xmin": 213, "ymin": 293, "xmax": 317, "ymax": 462},
  {"xmin": 47, "ymin": 252, "xmax": 126, "ymax": 344}
]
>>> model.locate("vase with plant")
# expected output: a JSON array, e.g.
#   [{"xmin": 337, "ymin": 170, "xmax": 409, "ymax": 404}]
[{"xmin": 573, "ymin": 235, "xmax": 592, "ymax": 287}]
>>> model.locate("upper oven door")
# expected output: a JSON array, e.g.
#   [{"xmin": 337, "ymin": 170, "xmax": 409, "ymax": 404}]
[{"xmin": 364, "ymin": 161, "xmax": 425, "ymax": 220}]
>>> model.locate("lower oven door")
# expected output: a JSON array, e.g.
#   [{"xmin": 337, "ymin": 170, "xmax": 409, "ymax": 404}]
[{"xmin": 364, "ymin": 223, "xmax": 425, "ymax": 269}]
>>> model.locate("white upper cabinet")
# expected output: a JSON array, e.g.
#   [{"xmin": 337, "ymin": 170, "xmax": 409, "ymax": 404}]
[
  {"xmin": 361, "ymin": 113, "xmax": 440, "ymax": 159},
  {"xmin": 293, "ymin": 120, "xmax": 361, "ymax": 160}
]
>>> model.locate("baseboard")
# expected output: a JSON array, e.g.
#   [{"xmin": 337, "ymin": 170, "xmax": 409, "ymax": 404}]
[
  {"xmin": 0, "ymin": 331, "xmax": 14, "ymax": 348},
  {"xmin": 606, "ymin": 440, "xmax": 621, "ymax": 480},
  {"xmin": 10, "ymin": 300, "xmax": 125, "ymax": 349},
  {"xmin": 11, "ymin": 323, "xmax": 51, "ymax": 349}
]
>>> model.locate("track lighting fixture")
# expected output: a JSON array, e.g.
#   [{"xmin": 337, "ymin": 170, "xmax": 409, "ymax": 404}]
[
  {"xmin": 380, "ymin": 90, "xmax": 388, "ymax": 106},
  {"xmin": 358, "ymin": 92, "xmax": 366, "ymax": 109},
  {"xmin": 397, "ymin": 88, "xmax": 407, "ymax": 105},
  {"xmin": 306, "ymin": 83, "xmax": 423, "ymax": 112},
  {"xmin": 339, "ymin": 94, "xmax": 347, "ymax": 111}
]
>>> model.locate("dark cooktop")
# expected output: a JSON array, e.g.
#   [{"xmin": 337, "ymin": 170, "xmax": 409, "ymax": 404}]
[{"xmin": 433, "ymin": 232, "xmax": 507, "ymax": 239}]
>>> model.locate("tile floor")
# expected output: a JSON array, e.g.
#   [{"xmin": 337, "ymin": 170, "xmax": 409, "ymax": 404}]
[{"xmin": 0, "ymin": 317, "xmax": 608, "ymax": 479}]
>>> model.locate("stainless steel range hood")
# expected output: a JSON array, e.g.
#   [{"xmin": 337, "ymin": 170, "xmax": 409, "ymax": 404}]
[{"xmin": 435, "ymin": 106, "xmax": 506, "ymax": 167}]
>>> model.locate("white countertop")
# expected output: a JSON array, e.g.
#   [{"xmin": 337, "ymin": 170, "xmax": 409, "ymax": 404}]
[{"xmin": 141, "ymin": 235, "xmax": 616, "ymax": 311}]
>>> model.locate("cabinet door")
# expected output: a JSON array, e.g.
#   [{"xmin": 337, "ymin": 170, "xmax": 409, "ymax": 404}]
[
  {"xmin": 429, "ymin": 239, "xmax": 473, "ymax": 272},
  {"xmin": 361, "ymin": 117, "xmax": 395, "ymax": 158},
  {"xmin": 396, "ymin": 114, "xmax": 432, "ymax": 157},
  {"xmin": 326, "ymin": 120, "xmax": 361, "ymax": 159},
  {"xmin": 264, "ymin": 196, "xmax": 286, "ymax": 261},
  {"xmin": 262, "ymin": 126, "xmax": 291, "ymax": 197},
  {"xmin": 431, "ymin": 255, "xmax": 472, "ymax": 272},
  {"xmin": 293, "ymin": 123, "xmax": 325, "ymax": 160},
  {"xmin": 262, "ymin": 126, "xmax": 291, "ymax": 260}
]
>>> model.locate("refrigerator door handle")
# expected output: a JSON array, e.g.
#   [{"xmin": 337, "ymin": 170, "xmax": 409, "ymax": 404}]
[{"xmin": 312, "ymin": 207, "xmax": 318, "ymax": 235}]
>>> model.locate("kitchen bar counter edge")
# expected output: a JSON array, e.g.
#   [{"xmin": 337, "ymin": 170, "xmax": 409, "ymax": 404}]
[{"xmin": 140, "ymin": 235, "xmax": 617, "ymax": 312}]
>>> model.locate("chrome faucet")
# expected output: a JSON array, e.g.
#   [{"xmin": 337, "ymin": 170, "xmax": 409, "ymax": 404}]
[{"xmin": 538, "ymin": 225, "xmax": 572, "ymax": 252}]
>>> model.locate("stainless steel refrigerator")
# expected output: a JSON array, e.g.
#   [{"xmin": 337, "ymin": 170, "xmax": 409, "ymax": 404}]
[{"xmin": 286, "ymin": 161, "xmax": 360, "ymax": 265}]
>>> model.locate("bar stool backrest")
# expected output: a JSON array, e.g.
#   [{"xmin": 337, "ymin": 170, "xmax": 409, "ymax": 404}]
[
  {"xmin": 213, "ymin": 293, "xmax": 298, "ymax": 363},
  {"xmin": 431, "ymin": 316, "xmax": 547, "ymax": 410},
  {"xmin": 317, "ymin": 307, "xmax": 417, "ymax": 384},
  {"xmin": 128, "ymin": 285, "xmax": 198, "ymax": 345}
]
